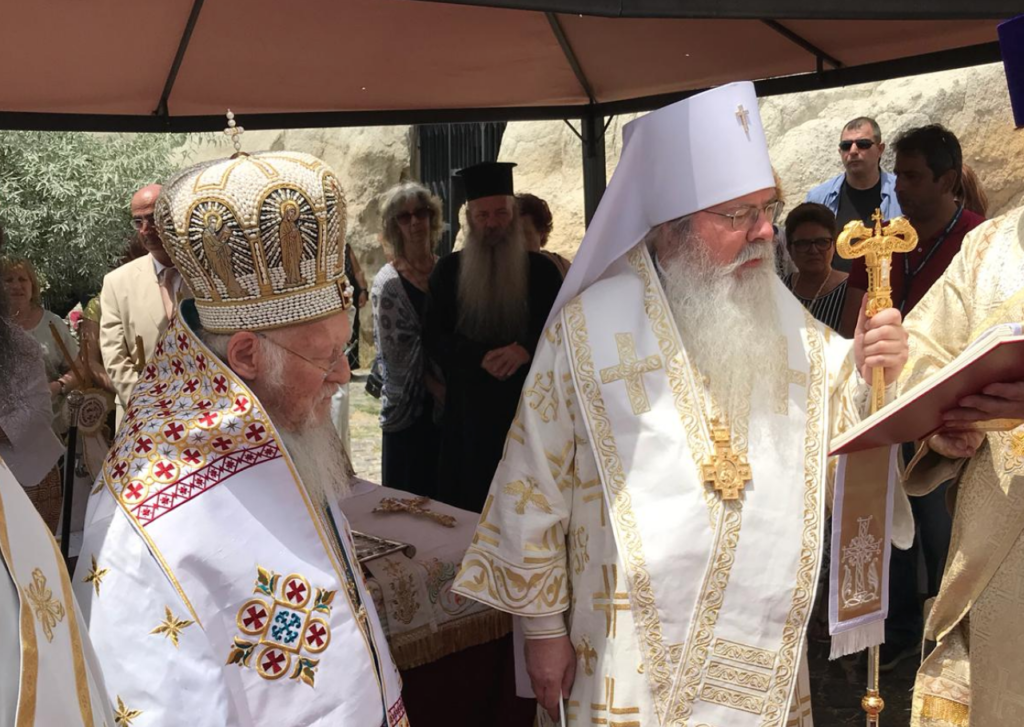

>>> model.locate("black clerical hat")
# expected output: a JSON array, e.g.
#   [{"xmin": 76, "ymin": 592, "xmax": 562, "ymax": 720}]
[
  {"xmin": 455, "ymin": 162, "xmax": 517, "ymax": 201},
  {"xmin": 1000, "ymin": 15, "xmax": 1024, "ymax": 129}
]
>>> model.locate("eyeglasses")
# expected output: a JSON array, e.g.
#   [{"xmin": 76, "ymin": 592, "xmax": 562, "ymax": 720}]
[
  {"xmin": 789, "ymin": 237, "xmax": 834, "ymax": 252},
  {"xmin": 256, "ymin": 333, "xmax": 348, "ymax": 379},
  {"xmin": 131, "ymin": 214, "xmax": 156, "ymax": 231},
  {"xmin": 839, "ymin": 139, "xmax": 876, "ymax": 152},
  {"xmin": 396, "ymin": 208, "xmax": 432, "ymax": 225},
  {"xmin": 702, "ymin": 200, "xmax": 782, "ymax": 231}
]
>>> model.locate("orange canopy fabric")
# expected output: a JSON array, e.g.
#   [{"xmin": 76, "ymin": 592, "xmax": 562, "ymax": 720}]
[{"xmin": 0, "ymin": 0, "xmax": 1003, "ymax": 129}]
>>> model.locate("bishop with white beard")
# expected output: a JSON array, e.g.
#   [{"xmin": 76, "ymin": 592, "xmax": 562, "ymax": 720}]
[
  {"xmin": 424, "ymin": 162, "xmax": 564, "ymax": 513},
  {"xmin": 452, "ymin": 83, "xmax": 909, "ymax": 727},
  {"xmin": 73, "ymin": 151, "xmax": 408, "ymax": 726}
]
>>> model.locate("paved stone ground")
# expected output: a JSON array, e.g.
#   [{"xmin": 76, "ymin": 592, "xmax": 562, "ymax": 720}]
[
  {"xmin": 347, "ymin": 374, "xmax": 918, "ymax": 724},
  {"xmin": 348, "ymin": 371, "xmax": 382, "ymax": 484}
]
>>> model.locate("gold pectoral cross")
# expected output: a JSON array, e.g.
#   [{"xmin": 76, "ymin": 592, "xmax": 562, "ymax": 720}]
[{"xmin": 701, "ymin": 421, "xmax": 752, "ymax": 501}]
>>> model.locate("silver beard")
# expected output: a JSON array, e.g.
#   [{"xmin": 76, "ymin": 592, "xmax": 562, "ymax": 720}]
[
  {"xmin": 456, "ymin": 215, "xmax": 530, "ymax": 344},
  {"xmin": 658, "ymin": 221, "xmax": 788, "ymax": 426},
  {"xmin": 255, "ymin": 341, "xmax": 351, "ymax": 507},
  {"xmin": 276, "ymin": 422, "xmax": 351, "ymax": 508}
]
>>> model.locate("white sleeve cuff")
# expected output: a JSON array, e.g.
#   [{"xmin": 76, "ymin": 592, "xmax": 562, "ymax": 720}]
[{"xmin": 520, "ymin": 614, "xmax": 568, "ymax": 640}]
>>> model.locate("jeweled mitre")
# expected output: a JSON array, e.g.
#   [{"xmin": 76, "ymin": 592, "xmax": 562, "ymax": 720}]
[{"xmin": 155, "ymin": 152, "xmax": 351, "ymax": 333}]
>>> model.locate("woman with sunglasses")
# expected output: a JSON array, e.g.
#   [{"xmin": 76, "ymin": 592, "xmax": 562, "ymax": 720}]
[
  {"xmin": 783, "ymin": 203, "xmax": 864, "ymax": 338},
  {"xmin": 371, "ymin": 182, "xmax": 445, "ymax": 496}
]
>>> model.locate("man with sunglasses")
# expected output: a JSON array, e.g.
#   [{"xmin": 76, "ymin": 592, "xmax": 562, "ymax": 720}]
[
  {"xmin": 99, "ymin": 183, "xmax": 191, "ymax": 429},
  {"xmin": 806, "ymin": 117, "xmax": 902, "ymax": 271}
]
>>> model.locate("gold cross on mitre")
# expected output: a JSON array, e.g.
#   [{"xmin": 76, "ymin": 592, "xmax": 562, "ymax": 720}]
[
  {"xmin": 701, "ymin": 421, "xmax": 752, "ymax": 500},
  {"xmin": 736, "ymin": 104, "xmax": 751, "ymax": 140},
  {"xmin": 223, "ymin": 109, "xmax": 245, "ymax": 155}
]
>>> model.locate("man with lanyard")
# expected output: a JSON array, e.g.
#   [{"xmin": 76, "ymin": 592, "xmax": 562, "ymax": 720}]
[
  {"xmin": 848, "ymin": 123, "xmax": 986, "ymax": 672},
  {"xmin": 805, "ymin": 117, "xmax": 901, "ymax": 271}
]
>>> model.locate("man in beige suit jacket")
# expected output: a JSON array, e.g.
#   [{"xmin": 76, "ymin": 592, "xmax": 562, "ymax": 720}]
[{"xmin": 100, "ymin": 184, "xmax": 189, "ymax": 428}]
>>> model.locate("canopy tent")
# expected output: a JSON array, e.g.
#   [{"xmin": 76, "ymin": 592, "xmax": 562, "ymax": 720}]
[
  {"xmin": 0, "ymin": 0, "xmax": 1012, "ymax": 131},
  {"xmin": 0, "ymin": 0, "xmax": 1014, "ymax": 218}
]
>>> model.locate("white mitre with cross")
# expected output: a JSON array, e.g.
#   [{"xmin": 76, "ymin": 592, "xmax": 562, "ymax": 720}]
[{"xmin": 546, "ymin": 81, "xmax": 775, "ymax": 327}]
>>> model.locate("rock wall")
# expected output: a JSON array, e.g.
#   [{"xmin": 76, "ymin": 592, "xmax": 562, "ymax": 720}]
[
  {"xmin": 501, "ymin": 62, "xmax": 1024, "ymax": 262},
  {"xmin": 762, "ymin": 62, "xmax": 1024, "ymax": 218}
]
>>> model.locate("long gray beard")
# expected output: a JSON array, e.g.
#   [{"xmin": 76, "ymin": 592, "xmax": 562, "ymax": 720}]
[
  {"xmin": 457, "ymin": 221, "xmax": 530, "ymax": 344},
  {"xmin": 276, "ymin": 421, "xmax": 351, "ymax": 508},
  {"xmin": 659, "ymin": 226, "xmax": 788, "ymax": 426}
]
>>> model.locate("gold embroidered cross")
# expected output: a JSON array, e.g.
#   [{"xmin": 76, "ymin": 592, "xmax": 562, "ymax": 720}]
[
  {"xmin": 600, "ymin": 333, "xmax": 663, "ymax": 415},
  {"xmin": 773, "ymin": 336, "xmax": 807, "ymax": 416},
  {"xmin": 472, "ymin": 495, "xmax": 502, "ymax": 547},
  {"xmin": 114, "ymin": 695, "xmax": 143, "ymax": 726},
  {"xmin": 24, "ymin": 568, "xmax": 65, "ymax": 643},
  {"xmin": 82, "ymin": 555, "xmax": 109, "ymax": 597},
  {"xmin": 736, "ymin": 105, "xmax": 751, "ymax": 140},
  {"xmin": 503, "ymin": 478, "xmax": 553, "ymax": 515},
  {"xmin": 590, "ymin": 676, "xmax": 641, "ymax": 726},
  {"xmin": 151, "ymin": 605, "xmax": 195, "ymax": 648},
  {"xmin": 702, "ymin": 421, "xmax": 753, "ymax": 501},
  {"xmin": 593, "ymin": 565, "xmax": 630, "ymax": 638}
]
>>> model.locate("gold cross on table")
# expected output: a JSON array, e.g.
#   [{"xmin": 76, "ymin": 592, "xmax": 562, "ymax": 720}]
[
  {"xmin": 701, "ymin": 421, "xmax": 752, "ymax": 501},
  {"xmin": 736, "ymin": 104, "xmax": 751, "ymax": 140},
  {"xmin": 600, "ymin": 333, "xmax": 663, "ymax": 415},
  {"xmin": 373, "ymin": 496, "xmax": 457, "ymax": 528}
]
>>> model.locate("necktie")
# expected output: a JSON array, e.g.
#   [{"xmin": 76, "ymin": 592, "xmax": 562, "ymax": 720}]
[{"xmin": 159, "ymin": 267, "xmax": 179, "ymax": 321}]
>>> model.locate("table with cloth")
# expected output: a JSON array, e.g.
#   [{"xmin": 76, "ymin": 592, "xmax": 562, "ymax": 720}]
[{"xmin": 340, "ymin": 480, "xmax": 535, "ymax": 726}]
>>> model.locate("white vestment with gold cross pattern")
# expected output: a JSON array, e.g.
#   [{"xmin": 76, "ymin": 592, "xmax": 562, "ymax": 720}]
[
  {"xmin": 0, "ymin": 457, "xmax": 115, "ymax": 726},
  {"xmin": 71, "ymin": 309, "xmax": 408, "ymax": 727},
  {"xmin": 454, "ymin": 243, "xmax": 874, "ymax": 726}
]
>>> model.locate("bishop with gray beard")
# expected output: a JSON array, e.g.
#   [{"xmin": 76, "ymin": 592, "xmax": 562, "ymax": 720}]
[{"xmin": 423, "ymin": 162, "xmax": 564, "ymax": 512}]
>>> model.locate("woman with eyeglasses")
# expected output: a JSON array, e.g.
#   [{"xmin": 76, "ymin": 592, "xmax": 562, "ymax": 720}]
[
  {"xmin": 783, "ymin": 203, "xmax": 864, "ymax": 338},
  {"xmin": 371, "ymin": 182, "xmax": 445, "ymax": 496}
]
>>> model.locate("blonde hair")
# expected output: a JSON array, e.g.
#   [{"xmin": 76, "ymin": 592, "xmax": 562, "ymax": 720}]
[
  {"xmin": 379, "ymin": 182, "xmax": 444, "ymax": 259},
  {"xmin": 1, "ymin": 257, "xmax": 42, "ymax": 306}
]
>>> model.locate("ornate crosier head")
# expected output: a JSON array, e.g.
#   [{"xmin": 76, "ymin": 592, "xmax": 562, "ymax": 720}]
[{"xmin": 154, "ymin": 149, "xmax": 353, "ymax": 333}]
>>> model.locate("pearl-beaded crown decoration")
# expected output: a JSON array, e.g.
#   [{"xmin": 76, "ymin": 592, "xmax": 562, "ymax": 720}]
[{"xmin": 155, "ymin": 151, "xmax": 352, "ymax": 333}]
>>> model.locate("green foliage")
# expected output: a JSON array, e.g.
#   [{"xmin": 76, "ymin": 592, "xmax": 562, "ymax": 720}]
[{"xmin": 0, "ymin": 131, "xmax": 190, "ymax": 311}]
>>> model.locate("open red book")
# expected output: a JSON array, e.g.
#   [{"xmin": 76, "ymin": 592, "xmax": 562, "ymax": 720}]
[{"xmin": 830, "ymin": 323, "xmax": 1024, "ymax": 455}]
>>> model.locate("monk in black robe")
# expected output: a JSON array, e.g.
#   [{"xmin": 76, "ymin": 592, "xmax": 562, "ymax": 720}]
[{"xmin": 424, "ymin": 162, "xmax": 562, "ymax": 512}]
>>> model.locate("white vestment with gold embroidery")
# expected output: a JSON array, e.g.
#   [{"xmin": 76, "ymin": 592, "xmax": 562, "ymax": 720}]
[
  {"xmin": 0, "ymin": 457, "xmax": 114, "ymax": 726},
  {"xmin": 454, "ymin": 244, "xmax": 869, "ymax": 726},
  {"xmin": 71, "ymin": 311, "xmax": 408, "ymax": 727}
]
